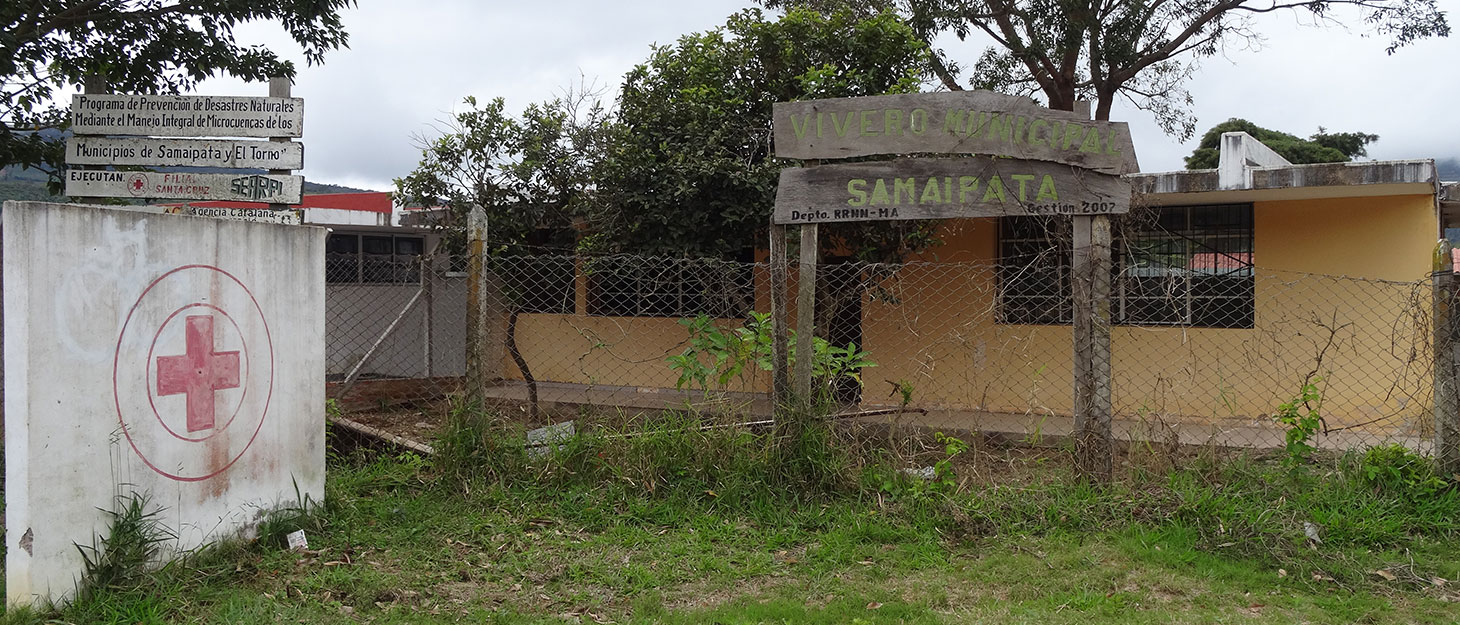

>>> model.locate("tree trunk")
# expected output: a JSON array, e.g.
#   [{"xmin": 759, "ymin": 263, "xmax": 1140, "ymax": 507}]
[{"xmin": 506, "ymin": 308, "xmax": 539, "ymax": 422}]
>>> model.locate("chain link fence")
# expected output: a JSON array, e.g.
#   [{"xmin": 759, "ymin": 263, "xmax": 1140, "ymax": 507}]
[{"xmin": 326, "ymin": 244, "xmax": 1437, "ymax": 454}]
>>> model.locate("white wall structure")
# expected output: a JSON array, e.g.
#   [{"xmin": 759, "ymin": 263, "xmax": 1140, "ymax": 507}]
[{"xmin": 3, "ymin": 201, "xmax": 325, "ymax": 606}]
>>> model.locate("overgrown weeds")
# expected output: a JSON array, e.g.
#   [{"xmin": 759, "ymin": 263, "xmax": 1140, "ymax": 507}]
[{"xmin": 433, "ymin": 396, "xmax": 854, "ymax": 502}]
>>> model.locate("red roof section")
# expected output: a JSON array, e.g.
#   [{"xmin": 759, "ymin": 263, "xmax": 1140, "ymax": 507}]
[{"xmin": 167, "ymin": 191, "xmax": 393, "ymax": 213}]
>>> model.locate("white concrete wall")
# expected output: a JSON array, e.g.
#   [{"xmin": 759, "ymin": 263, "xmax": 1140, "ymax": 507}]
[
  {"xmin": 303, "ymin": 207, "xmax": 387, "ymax": 226},
  {"xmin": 3, "ymin": 201, "xmax": 325, "ymax": 606}
]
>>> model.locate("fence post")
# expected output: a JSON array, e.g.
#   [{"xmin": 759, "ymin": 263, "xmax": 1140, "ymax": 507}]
[
  {"xmin": 1073, "ymin": 214, "xmax": 1114, "ymax": 482},
  {"xmin": 794, "ymin": 224, "xmax": 819, "ymax": 403},
  {"xmin": 770, "ymin": 220, "xmax": 791, "ymax": 408},
  {"xmin": 465, "ymin": 205, "xmax": 490, "ymax": 405},
  {"xmin": 422, "ymin": 242, "xmax": 436, "ymax": 378},
  {"xmin": 1433, "ymin": 240, "xmax": 1460, "ymax": 475}
]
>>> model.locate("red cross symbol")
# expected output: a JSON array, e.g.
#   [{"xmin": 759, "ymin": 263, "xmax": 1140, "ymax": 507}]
[
  {"xmin": 156, "ymin": 315, "xmax": 241, "ymax": 433},
  {"xmin": 131, "ymin": 177, "xmax": 145, "ymax": 191}
]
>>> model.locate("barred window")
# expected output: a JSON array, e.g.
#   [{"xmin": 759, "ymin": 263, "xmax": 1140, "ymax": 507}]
[
  {"xmin": 997, "ymin": 204, "xmax": 1255, "ymax": 328},
  {"xmin": 586, "ymin": 256, "xmax": 754, "ymax": 318},
  {"xmin": 326, "ymin": 233, "xmax": 425, "ymax": 284}
]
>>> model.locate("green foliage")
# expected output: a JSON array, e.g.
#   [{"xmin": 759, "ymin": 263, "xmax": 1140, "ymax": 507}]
[
  {"xmin": 433, "ymin": 400, "xmax": 851, "ymax": 499},
  {"xmin": 667, "ymin": 312, "xmax": 876, "ymax": 402},
  {"xmin": 874, "ymin": 432, "xmax": 969, "ymax": 499},
  {"xmin": 74, "ymin": 493, "xmax": 175, "ymax": 601},
  {"xmin": 1185, "ymin": 118, "xmax": 1379, "ymax": 169},
  {"xmin": 592, "ymin": 7, "xmax": 937, "ymax": 260},
  {"xmin": 1357, "ymin": 444, "xmax": 1452, "ymax": 498},
  {"xmin": 765, "ymin": 0, "xmax": 1447, "ymax": 139},
  {"xmin": 394, "ymin": 91, "xmax": 609, "ymax": 247},
  {"xmin": 1, "ymin": 1, "xmax": 355, "ymax": 180},
  {"xmin": 253, "ymin": 480, "xmax": 328, "ymax": 550},
  {"xmin": 1272, "ymin": 379, "xmax": 1325, "ymax": 469}
]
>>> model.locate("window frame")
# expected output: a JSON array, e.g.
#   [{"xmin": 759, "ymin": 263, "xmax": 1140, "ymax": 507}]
[
  {"xmin": 996, "ymin": 204, "xmax": 1255, "ymax": 329},
  {"xmin": 325, "ymin": 232, "xmax": 427, "ymax": 285}
]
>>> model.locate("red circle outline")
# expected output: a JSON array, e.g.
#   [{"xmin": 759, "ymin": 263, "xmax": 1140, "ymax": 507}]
[
  {"xmin": 143, "ymin": 303, "xmax": 250, "ymax": 443},
  {"xmin": 112, "ymin": 264, "xmax": 274, "ymax": 482}
]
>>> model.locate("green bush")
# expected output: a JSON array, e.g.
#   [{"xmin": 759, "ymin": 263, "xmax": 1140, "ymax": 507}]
[{"xmin": 1356, "ymin": 444, "xmax": 1451, "ymax": 498}]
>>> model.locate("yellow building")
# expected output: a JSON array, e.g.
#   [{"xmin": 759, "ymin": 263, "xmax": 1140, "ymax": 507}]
[{"xmin": 490, "ymin": 133, "xmax": 1445, "ymax": 447}]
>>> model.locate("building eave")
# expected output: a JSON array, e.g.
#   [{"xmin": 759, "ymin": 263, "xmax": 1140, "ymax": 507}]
[{"xmin": 1128, "ymin": 158, "xmax": 1438, "ymax": 206}]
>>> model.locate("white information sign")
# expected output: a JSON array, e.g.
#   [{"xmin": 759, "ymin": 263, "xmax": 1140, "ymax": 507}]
[
  {"xmin": 165, "ymin": 205, "xmax": 303, "ymax": 225},
  {"xmin": 65, "ymin": 170, "xmax": 303, "ymax": 204},
  {"xmin": 65, "ymin": 137, "xmax": 303, "ymax": 169},
  {"xmin": 70, "ymin": 94, "xmax": 303, "ymax": 138}
]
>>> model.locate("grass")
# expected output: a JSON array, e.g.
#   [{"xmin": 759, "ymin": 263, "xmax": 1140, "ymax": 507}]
[{"xmin": 4, "ymin": 408, "xmax": 1460, "ymax": 624}]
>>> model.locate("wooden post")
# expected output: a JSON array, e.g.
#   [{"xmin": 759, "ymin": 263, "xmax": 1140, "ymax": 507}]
[
  {"xmin": 422, "ymin": 241, "xmax": 436, "ymax": 378},
  {"xmin": 1433, "ymin": 240, "xmax": 1460, "ymax": 475},
  {"xmin": 794, "ymin": 223, "xmax": 819, "ymax": 403},
  {"xmin": 75, "ymin": 76, "xmax": 110, "ymax": 204},
  {"xmin": 1073, "ymin": 214, "xmax": 1113, "ymax": 482},
  {"xmin": 267, "ymin": 77, "xmax": 294, "ymax": 212},
  {"xmin": 465, "ymin": 206, "xmax": 490, "ymax": 405},
  {"xmin": 770, "ymin": 220, "xmax": 791, "ymax": 408}
]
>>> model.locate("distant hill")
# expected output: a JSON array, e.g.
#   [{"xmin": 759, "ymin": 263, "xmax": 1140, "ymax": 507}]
[{"xmin": 1438, "ymin": 158, "xmax": 1460, "ymax": 182}]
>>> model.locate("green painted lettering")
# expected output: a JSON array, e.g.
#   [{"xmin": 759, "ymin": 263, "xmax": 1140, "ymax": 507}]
[
  {"xmin": 965, "ymin": 111, "xmax": 987, "ymax": 138},
  {"xmin": 894, "ymin": 178, "xmax": 916, "ymax": 204},
  {"xmin": 1036, "ymin": 175, "xmax": 1058, "ymax": 201},
  {"xmin": 943, "ymin": 110, "xmax": 965, "ymax": 135},
  {"xmin": 959, "ymin": 176, "xmax": 980, "ymax": 202},
  {"xmin": 860, "ymin": 109, "xmax": 880, "ymax": 136},
  {"xmin": 920, "ymin": 177, "xmax": 943, "ymax": 204},
  {"xmin": 1013, "ymin": 115, "xmax": 1027, "ymax": 145},
  {"xmin": 789, "ymin": 113, "xmax": 813, "ymax": 139},
  {"xmin": 1080, "ymin": 127, "xmax": 1103, "ymax": 153},
  {"xmin": 1047, "ymin": 121, "xmax": 1065, "ymax": 149},
  {"xmin": 1063, "ymin": 124, "xmax": 1083, "ymax": 150},
  {"xmin": 1010, "ymin": 174, "xmax": 1035, "ymax": 201},
  {"xmin": 1104, "ymin": 129, "xmax": 1122, "ymax": 155},
  {"xmin": 982, "ymin": 176, "xmax": 1008, "ymax": 203},
  {"xmin": 870, "ymin": 179, "xmax": 890, "ymax": 205},
  {"xmin": 848, "ymin": 179, "xmax": 868, "ymax": 206},
  {"xmin": 832, "ymin": 111, "xmax": 856, "ymax": 137},
  {"xmin": 909, "ymin": 109, "xmax": 929, "ymax": 135},
  {"xmin": 985, "ymin": 113, "xmax": 1013, "ymax": 143},
  {"xmin": 884, "ymin": 109, "xmax": 904, "ymax": 136},
  {"xmin": 1029, "ymin": 119, "xmax": 1050, "ymax": 145}
]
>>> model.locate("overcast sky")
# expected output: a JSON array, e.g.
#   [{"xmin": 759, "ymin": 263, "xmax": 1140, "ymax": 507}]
[{"xmin": 193, "ymin": 0, "xmax": 1460, "ymax": 191}]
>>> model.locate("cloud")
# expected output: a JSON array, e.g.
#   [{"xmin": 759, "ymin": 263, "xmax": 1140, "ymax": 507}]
[{"xmin": 195, "ymin": 1, "xmax": 1460, "ymax": 188}]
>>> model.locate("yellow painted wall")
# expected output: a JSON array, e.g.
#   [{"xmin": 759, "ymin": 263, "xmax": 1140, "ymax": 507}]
[
  {"xmin": 504, "ymin": 194, "xmax": 1437, "ymax": 435},
  {"xmin": 858, "ymin": 194, "xmax": 1437, "ymax": 434}
]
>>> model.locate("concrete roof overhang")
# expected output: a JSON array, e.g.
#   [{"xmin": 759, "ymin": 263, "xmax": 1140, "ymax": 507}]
[{"xmin": 1128, "ymin": 159, "xmax": 1438, "ymax": 206}]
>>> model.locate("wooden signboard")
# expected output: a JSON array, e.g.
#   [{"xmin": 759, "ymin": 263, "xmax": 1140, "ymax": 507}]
[
  {"xmin": 64, "ymin": 170, "xmax": 303, "ymax": 204},
  {"xmin": 65, "ymin": 136, "xmax": 303, "ymax": 169},
  {"xmin": 772, "ymin": 156, "xmax": 1130, "ymax": 225},
  {"xmin": 70, "ymin": 94, "xmax": 303, "ymax": 138},
  {"xmin": 773, "ymin": 91, "xmax": 1138, "ymax": 175},
  {"xmin": 164, "ymin": 204, "xmax": 304, "ymax": 225}
]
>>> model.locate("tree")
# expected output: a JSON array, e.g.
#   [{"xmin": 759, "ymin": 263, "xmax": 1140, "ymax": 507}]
[
  {"xmin": 1183, "ymin": 118, "xmax": 1378, "ymax": 169},
  {"xmin": 763, "ymin": 0, "xmax": 1448, "ymax": 139},
  {"xmin": 2, "ymin": 1, "xmax": 356, "ymax": 182},
  {"xmin": 591, "ymin": 7, "xmax": 935, "ymax": 262},
  {"xmin": 395, "ymin": 90, "xmax": 613, "ymax": 420}
]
